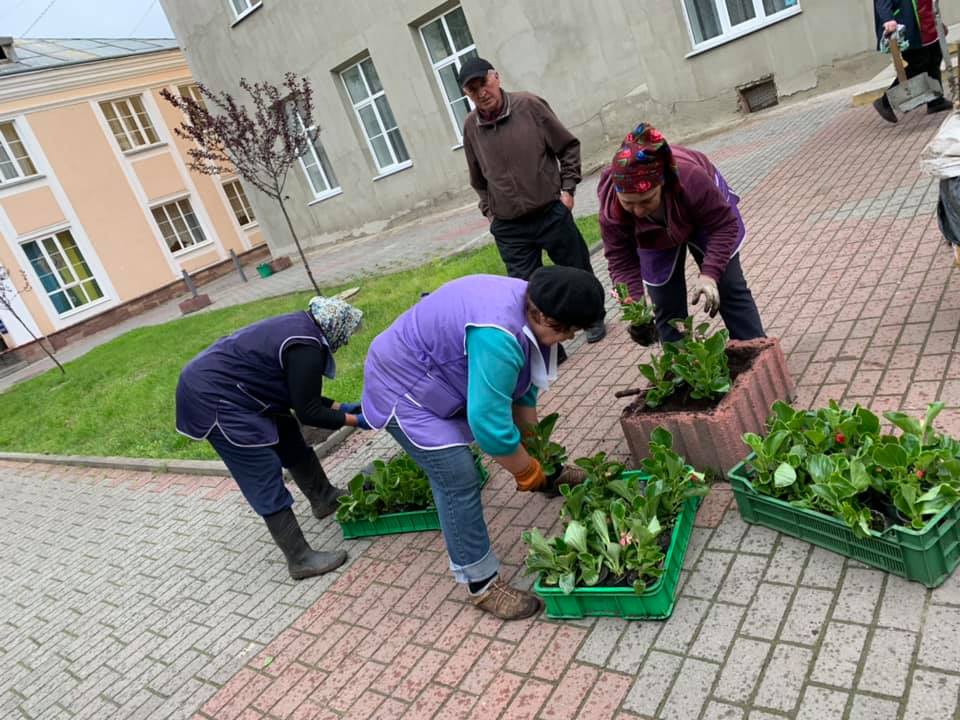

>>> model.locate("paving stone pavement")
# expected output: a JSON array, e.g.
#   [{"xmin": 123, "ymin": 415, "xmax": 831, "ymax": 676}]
[{"xmin": 5, "ymin": 95, "xmax": 960, "ymax": 719}]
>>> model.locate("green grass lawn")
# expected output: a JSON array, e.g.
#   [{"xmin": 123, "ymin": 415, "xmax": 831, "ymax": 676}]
[{"xmin": 0, "ymin": 216, "xmax": 601, "ymax": 460}]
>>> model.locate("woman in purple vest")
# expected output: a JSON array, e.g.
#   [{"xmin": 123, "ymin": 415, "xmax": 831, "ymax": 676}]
[
  {"xmin": 360, "ymin": 266, "xmax": 605, "ymax": 620},
  {"xmin": 599, "ymin": 123, "xmax": 764, "ymax": 344},
  {"xmin": 176, "ymin": 297, "xmax": 367, "ymax": 580}
]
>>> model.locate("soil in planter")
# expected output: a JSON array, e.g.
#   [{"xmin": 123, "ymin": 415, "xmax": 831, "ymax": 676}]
[
  {"xmin": 624, "ymin": 344, "xmax": 761, "ymax": 416},
  {"xmin": 860, "ymin": 489, "xmax": 902, "ymax": 531}
]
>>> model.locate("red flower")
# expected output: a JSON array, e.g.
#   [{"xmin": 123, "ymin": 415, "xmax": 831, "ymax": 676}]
[
  {"xmin": 916, "ymin": 470, "xmax": 925, "ymax": 479},
  {"xmin": 835, "ymin": 432, "xmax": 845, "ymax": 444}
]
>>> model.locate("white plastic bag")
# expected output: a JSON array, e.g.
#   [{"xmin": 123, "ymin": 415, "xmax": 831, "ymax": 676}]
[{"xmin": 921, "ymin": 112, "xmax": 960, "ymax": 179}]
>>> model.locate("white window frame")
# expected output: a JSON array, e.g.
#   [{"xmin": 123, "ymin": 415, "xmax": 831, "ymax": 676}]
[
  {"xmin": 178, "ymin": 83, "xmax": 206, "ymax": 109},
  {"xmin": 418, "ymin": 6, "xmax": 477, "ymax": 141},
  {"xmin": 681, "ymin": 0, "xmax": 802, "ymax": 56},
  {"xmin": 0, "ymin": 119, "xmax": 39, "ymax": 185},
  {"xmin": 99, "ymin": 95, "xmax": 160, "ymax": 153},
  {"xmin": 20, "ymin": 229, "xmax": 107, "ymax": 318},
  {"xmin": 293, "ymin": 113, "xmax": 341, "ymax": 201},
  {"xmin": 222, "ymin": 179, "xmax": 257, "ymax": 227},
  {"xmin": 229, "ymin": 0, "xmax": 262, "ymax": 24},
  {"xmin": 340, "ymin": 58, "xmax": 411, "ymax": 176},
  {"xmin": 151, "ymin": 197, "xmax": 210, "ymax": 256}
]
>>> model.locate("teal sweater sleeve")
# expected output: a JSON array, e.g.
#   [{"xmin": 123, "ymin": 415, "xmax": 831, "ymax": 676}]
[{"xmin": 465, "ymin": 326, "xmax": 539, "ymax": 456}]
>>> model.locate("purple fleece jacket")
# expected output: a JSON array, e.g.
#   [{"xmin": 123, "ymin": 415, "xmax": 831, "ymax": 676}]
[{"xmin": 598, "ymin": 145, "xmax": 740, "ymax": 299}]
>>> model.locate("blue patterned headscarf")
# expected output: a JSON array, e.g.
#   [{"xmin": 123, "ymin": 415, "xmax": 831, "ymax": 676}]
[{"xmin": 308, "ymin": 296, "xmax": 363, "ymax": 353}]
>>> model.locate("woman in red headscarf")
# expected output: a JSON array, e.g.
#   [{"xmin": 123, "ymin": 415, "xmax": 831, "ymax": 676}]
[{"xmin": 598, "ymin": 123, "xmax": 764, "ymax": 344}]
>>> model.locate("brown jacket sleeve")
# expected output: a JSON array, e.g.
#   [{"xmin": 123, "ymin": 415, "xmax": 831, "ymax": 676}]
[
  {"xmin": 463, "ymin": 128, "xmax": 492, "ymax": 219},
  {"xmin": 532, "ymin": 96, "xmax": 581, "ymax": 193}
]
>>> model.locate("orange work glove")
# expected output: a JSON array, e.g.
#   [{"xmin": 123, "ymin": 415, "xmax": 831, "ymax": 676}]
[{"xmin": 514, "ymin": 457, "xmax": 547, "ymax": 492}]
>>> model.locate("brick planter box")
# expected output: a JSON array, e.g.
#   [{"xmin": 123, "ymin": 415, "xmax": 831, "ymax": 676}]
[
  {"xmin": 269, "ymin": 256, "xmax": 293, "ymax": 273},
  {"xmin": 619, "ymin": 337, "xmax": 794, "ymax": 474},
  {"xmin": 179, "ymin": 294, "xmax": 213, "ymax": 315}
]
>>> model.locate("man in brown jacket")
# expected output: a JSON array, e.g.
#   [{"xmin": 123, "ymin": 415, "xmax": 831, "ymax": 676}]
[{"xmin": 459, "ymin": 57, "xmax": 606, "ymax": 343}]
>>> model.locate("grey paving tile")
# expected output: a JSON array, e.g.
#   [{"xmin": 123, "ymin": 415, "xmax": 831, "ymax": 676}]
[
  {"xmin": 832, "ymin": 568, "xmax": 885, "ymax": 624},
  {"xmin": 877, "ymin": 575, "xmax": 928, "ymax": 632},
  {"xmin": 702, "ymin": 700, "xmax": 746, "ymax": 720},
  {"xmin": 715, "ymin": 637, "xmax": 771, "ymax": 703},
  {"xmin": 800, "ymin": 547, "xmax": 845, "ymax": 589},
  {"xmin": 796, "ymin": 685, "xmax": 850, "ymax": 720},
  {"xmin": 660, "ymin": 658, "xmax": 719, "ymax": 720},
  {"xmin": 654, "ymin": 598, "xmax": 710, "ymax": 654},
  {"xmin": 903, "ymin": 670, "xmax": 960, "ymax": 720},
  {"xmin": 810, "ymin": 621, "xmax": 869, "ymax": 689},
  {"xmin": 741, "ymin": 583, "xmax": 794, "ymax": 640},
  {"xmin": 849, "ymin": 694, "xmax": 901, "ymax": 720},
  {"xmin": 622, "ymin": 650, "xmax": 684, "ymax": 717},
  {"xmin": 576, "ymin": 616, "xmax": 626, "ymax": 666},
  {"xmin": 917, "ymin": 604, "xmax": 960, "ymax": 672},
  {"xmin": 780, "ymin": 587, "xmax": 833, "ymax": 645},
  {"xmin": 764, "ymin": 537, "xmax": 810, "ymax": 585},
  {"xmin": 690, "ymin": 602, "xmax": 744, "ymax": 662},
  {"xmin": 683, "ymin": 550, "xmax": 734, "ymax": 600},
  {"xmin": 857, "ymin": 628, "xmax": 917, "ymax": 697},
  {"xmin": 754, "ymin": 644, "xmax": 813, "ymax": 714},
  {"xmin": 718, "ymin": 555, "xmax": 768, "ymax": 606},
  {"xmin": 607, "ymin": 621, "xmax": 662, "ymax": 675}
]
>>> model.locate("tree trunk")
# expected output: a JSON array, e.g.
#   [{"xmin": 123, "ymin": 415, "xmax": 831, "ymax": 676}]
[
  {"xmin": 277, "ymin": 196, "xmax": 321, "ymax": 295},
  {"xmin": 0, "ymin": 299, "xmax": 65, "ymax": 375}
]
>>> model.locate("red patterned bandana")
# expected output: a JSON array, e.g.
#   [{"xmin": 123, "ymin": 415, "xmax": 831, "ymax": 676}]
[{"xmin": 610, "ymin": 123, "xmax": 676, "ymax": 194}]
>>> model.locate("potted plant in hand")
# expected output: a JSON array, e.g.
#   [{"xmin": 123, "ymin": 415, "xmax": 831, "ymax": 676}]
[{"xmin": 614, "ymin": 283, "xmax": 658, "ymax": 346}]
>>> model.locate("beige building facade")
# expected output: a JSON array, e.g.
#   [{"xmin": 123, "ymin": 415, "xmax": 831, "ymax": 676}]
[
  {"xmin": 0, "ymin": 38, "xmax": 265, "ymax": 350},
  {"xmin": 158, "ymin": 0, "xmax": 960, "ymax": 257}
]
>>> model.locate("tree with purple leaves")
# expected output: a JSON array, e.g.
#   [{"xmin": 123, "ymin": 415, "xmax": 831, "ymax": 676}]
[{"xmin": 160, "ymin": 73, "xmax": 324, "ymax": 295}]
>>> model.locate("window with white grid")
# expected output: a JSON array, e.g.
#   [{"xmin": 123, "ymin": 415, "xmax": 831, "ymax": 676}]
[
  {"xmin": 151, "ymin": 198, "xmax": 207, "ymax": 254},
  {"xmin": 683, "ymin": 0, "xmax": 799, "ymax": 51},
  {"xmin": 419, "ymin": 6, "xmax": 478, "ymax": 139},
  {"xmin": 178, "ymin": 83, "xmax": 207, "ymax": 110},
  {"xmin": 99, "ymin": 96, "xmax": 159, "ymax": 152},
  {"xmin": 340, "ymin": 57, "xmax": 410, "ymax": 173},
  {"xmin": 0, "ymin": 121, "xmax": 38, "ymax": 184},
  {"xmin": 289, "ymin": 109, "xmax": 339, "ymax": 198},
  {"xmin": 223, "ymin": 179, "xmax": 256, "ymax": 226},
  {"xmin": 21, "ymin": 230, "xmax": 104, "ymax": 316},
  {"xmin": 229, "ymin": 0, "xmax": 261, "ymax": 19}
]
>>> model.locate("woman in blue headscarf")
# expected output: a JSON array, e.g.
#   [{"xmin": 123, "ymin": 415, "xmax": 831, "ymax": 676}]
[{"xmin": 175, "ymin": 296, "xmax": 366, "ymax": 580}]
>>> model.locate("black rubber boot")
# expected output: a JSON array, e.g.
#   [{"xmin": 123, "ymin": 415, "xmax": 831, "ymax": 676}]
[
  {"xmin": 288, "ymin": 450, "xmax": 346, "ymax": 519},
  {"xmin": 263, "ymin": 508, "xmax": 347, "ymax": 580}
]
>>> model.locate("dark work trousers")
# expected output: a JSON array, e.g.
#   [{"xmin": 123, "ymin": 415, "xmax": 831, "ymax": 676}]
[
  {"xmin": 206, "ymin": 413, "xmax": 313, "ymax": 516},
  {"xmin": 882, "ymin": 41, "xmax": 944, "ymax": 110},
  {"xmin": 491, "ymin": 200, "xmax": 594, "ymax": 280},
  {"xmin": 646, "ymin": 244, "xmax": 765, "ymax": 344}
]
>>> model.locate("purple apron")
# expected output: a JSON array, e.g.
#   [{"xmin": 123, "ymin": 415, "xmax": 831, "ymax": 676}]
[
  {"xmin": 361, "ymin": 275, "xmax": 553, "ymax": 449},
  {"xmin": 640, "ymin": 170, "xmax": 745, "ymax": 287},
  {"xmin": 175, "ymin": 311, "xmax": 331, "ymax": 447}
]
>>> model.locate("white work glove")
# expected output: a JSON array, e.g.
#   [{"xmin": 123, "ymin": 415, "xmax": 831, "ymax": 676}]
[{"xmin": 691, "ymin": 275, "xmax": 720, "ymax": 317}]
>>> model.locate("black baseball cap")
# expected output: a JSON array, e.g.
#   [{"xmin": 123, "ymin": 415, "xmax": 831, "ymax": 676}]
[{"xmin": 457, "ymin": 57, "xmax": 494, "ymax": 89}]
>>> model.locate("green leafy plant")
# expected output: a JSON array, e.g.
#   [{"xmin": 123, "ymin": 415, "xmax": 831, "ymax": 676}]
[
  {"xmin": 636, "ymin": 318, "xmax": 731, "ymax": 408},
  {"xmin": 523, "ymin": 412, "xmax": 568, "ymax": 477},
  {"xmin": 742, "ymin": 401, "xmax": 960, "ymax": 537},
  {"xmin": 336, "ymin": 450, "xmax": 479, "ymax": 523},
  {"xmin": 522, "ymin": 426, "xmax": 702, "ymax": 595},
  {"xmin": 614, "ymin": 283, "xmax": 655, "ymax": 327}
]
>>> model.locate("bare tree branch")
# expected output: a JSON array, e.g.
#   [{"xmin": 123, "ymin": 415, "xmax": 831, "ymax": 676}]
[{"xmin": 160, "ymin": 74, "xmax": 324, "ymax": 294}]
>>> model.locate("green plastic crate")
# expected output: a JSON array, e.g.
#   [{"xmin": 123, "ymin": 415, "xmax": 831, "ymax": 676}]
[
  {"xmin": 532, "ymin": 477, "xmax": 702, "ymax": 620},
  {"xmin": 338, "ymin": 457, "xmax": 488, "ymax": 539},
  {"xmin": 729, "ymin": 454, "xmax": 960, "ymax": 588}
]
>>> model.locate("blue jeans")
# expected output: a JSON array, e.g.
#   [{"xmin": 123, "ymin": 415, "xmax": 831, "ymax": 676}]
[{"xmin": 386, "ymin": 420, "xmax": 499, "ymax": 584}]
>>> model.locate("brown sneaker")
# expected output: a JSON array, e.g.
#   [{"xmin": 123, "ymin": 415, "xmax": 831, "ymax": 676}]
[
  {"xmin": 539, "ymin": 464, "xmax": 587, "ymax": 496},
  {"xmin": 472, "ymin": 578, "xmax": 542, "ymax": 620}
]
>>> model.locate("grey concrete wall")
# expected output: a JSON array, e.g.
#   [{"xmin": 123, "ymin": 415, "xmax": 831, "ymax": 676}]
[{"xmin": 159, "ymin": 0, "xmax": 949, "ymax": 255}]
